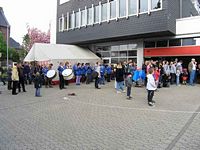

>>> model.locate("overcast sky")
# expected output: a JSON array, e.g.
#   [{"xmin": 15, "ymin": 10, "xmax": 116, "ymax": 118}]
[{"xmin": 0, "ymin": 0, "xmax": 57, "ymax": 44}]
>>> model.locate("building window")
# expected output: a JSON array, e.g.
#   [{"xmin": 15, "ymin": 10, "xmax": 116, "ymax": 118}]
[
  {"xmin": 139, "ymin": 0, "xmax": 148, "ymax": 13},
  {"xmin": 87, "ymin": 7, "xmax": 93, "ymax": 25},
  {"xmin": 64, "ymin": 16, "xmax": 68, "ymax": 30},
  {"xmin": 156, "ymin": 40, "xmax": 168, "ymax": 47},
  {"xmin": 59, "ymin": 17, "xmax": 63, "ymax": 31},
  {"xmin": 129, "ymin": 0, "xmax": 137, "ymax": 15},
  {"xmin": 101, "ymin": 51, "xmax": 110, "ymax": 57},
  {"xmin": 119, "ymin": 51, "xmax": 127, "ymax": 57},
  {"xmin": 69, "ymin": 13, "xmax": 75, "ymax": 29},
  {"xmin": 111, "ymin": 51, "xmax": 119, "ymax": 57},
  {"xmin": 81, "ymin": 9, "xmax": 86, "ymax": 26},
  {"xmin": 151, "ymin": 0, "xmax": 161, "ymax": 10},
  {"xmin": 144, "ymin": 41, "xmax": 156, "ymax": 48},
  {"xmin": 75, "ymin": 11, "xmax": 80, "ymax": 28},
  {"xmin": 110, "ymin": 0, "xmax": 117, "ymax": 19},
  {"xmin": 169, "ymin": 39, "xmax": 181, "ymax": 47},
  {"xmin": 60, "ymin": 0, "xmax": 70, "ymax": 5},
  {"xmin": 128, "ymin": 50, "xmax": 137, "ymax": 56},
  {"xmin": 194, "ymin": 38, "xmax": 200, "ymax": 45},
  {"xmin": 102, "ymin": 3, "xmax": 107, "ymax": 22},
  {"xmin": 94, "ymin": 5, "xmax": 100, "ymax": 23},
  {"xmin": 119, "ymin": 0, "xmax": 126, "ymax": 17},
  {"xmin": 182, "ymin": 38, "xmax": 196, "ymax": 46},
  {"xmin": 111, "ymin": 58, "xmax": 118, "ymax": 64}
]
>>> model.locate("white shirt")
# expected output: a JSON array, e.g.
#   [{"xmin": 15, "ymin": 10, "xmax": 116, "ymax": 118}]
[
  {"xmin": 146, "ymin": 74, "xmax": 156, "ymax": 90},
  {"xmin": 192, "ymin": 62, "xmax": 196, "ymax": 70}
]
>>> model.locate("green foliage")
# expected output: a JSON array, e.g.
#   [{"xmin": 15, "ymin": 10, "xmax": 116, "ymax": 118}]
[
  {"xmin": 0, "ymin": 31, "xmax": 20, "ymax": 62},
  {"xmin": 22, "ymin": 34, "xmax": 30, "ymax": 52},
  {"xmin": 0, "ymin": 31, "xmax": 7, "ymax": 59},
  {"xmin": 9, "ymin": 48, "xmax": 19, "ymax": 62}
]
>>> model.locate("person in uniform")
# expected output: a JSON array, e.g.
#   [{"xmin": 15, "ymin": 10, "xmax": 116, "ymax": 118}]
[{"xmin": 58, "ymin": 62, "xmax": 65, "ymax": 89}]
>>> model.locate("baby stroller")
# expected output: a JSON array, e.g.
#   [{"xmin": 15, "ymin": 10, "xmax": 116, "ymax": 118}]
[{"xmin": 182, "ymin": 68, "xmax": 188, "ymax": 85}]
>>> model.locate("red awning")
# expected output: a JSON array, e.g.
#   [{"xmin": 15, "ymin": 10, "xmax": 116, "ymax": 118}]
[{"xmin": 144, "ymin": 46, "xmax": 200, "ymax": 57}]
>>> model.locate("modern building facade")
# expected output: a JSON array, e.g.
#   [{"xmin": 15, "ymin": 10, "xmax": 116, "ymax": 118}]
[{"xmin": 57, "ymin": 0, "xmax": 200, "ymax": 67}]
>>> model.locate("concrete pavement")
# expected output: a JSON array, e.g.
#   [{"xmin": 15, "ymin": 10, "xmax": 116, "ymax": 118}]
[{"xmin": 0, "ymin": 82, "xmax": 200, "ymax": 150}]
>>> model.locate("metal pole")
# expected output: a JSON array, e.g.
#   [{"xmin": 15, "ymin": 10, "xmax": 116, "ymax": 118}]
[{"xmin": 6, "ymin": 25, "xmax": 9, "ymax": 70}]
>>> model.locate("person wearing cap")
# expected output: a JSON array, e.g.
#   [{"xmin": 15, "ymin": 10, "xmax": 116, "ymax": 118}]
[{"xmin": 188, "ymin": 58, "xmax": 197, "ymax": 86}]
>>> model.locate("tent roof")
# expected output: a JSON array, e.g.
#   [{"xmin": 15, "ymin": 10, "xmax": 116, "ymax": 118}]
[{"xmin": 24, "ymin": 43, "xmax": 100, "ymax": 62}]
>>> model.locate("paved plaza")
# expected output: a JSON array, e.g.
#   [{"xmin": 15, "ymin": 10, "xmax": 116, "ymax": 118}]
[{"xmin": 0, "ymin": 82, "xmax": 200, "ymax": 150}]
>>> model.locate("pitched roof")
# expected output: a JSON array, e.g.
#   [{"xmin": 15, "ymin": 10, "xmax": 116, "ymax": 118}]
[
  {"xmin": 0, "ymin": 7, "xmax": 10, "ymax": 27},
  {"xmin": 9, "ymin": 37, "xmax": 21, "ymax": 49}
]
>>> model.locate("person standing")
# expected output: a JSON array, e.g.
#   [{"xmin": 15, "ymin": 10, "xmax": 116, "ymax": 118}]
[
  {"xmin": 17, "ymin": 63, "xmax": 26, "ymax": 92},
  {"xmin": 12, "ymin": 63, "xmax": 19, "ymax": 95},
  {"xmin": 85, "ymin": 63, "xmax": 93, "ymax": 84},
  {"xmin": 147, "ymin": 68, "xmax": 156, "ymax": 107},
  {"xmin": 169, "ymin": 61, "xmax": 176, "ymax": 85},
  {"xmin": 7, "ymin": 65, "xmax": 12, "ymax": 90},
  {"xmin": 0, "ymin": 66, "xmax": 6, "ymax": 85},
  {"xmin": 33, "ymin": 72, "xmax": 42, "ymax": 97},
  {"xmin": 106, "ymin": 64, "xmax": 112, "ymax": 82},
  {"xmin": 57, "ymin": 62, "xmax": 65, "ymax": 90},
  {"xmin": 115, "ymin": 62, "xmax": 125, "ymax": 93},
  {"xmin": 126, "ymin": 72, "xmax": 133, "ymax": 100},
  {"xmin": 94, "ymin": 62, "xmax": 101, "ymax": 89},
  {"xmin": 188, "ymin": 58, "xmax": 197, "ymax": 86},
  {"xmin": 75, "ymin": 63, "xmax": 82, "ymax": 85}
]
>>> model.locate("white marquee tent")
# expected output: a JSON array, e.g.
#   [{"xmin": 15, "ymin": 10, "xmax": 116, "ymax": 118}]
[{"xmin": 24, "ymin": 43, "xmax": 100, "ymax": 64}]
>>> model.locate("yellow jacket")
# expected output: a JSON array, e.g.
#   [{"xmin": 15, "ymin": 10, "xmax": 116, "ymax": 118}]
[{"xmin": 12, "ymin": 66, "xmax": 19, "ymax": 81}]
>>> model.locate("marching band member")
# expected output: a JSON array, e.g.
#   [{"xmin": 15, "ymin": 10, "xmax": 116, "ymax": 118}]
[{"xmin": 58, "ymin": 62, "xmax": 65, "ymax": 89}]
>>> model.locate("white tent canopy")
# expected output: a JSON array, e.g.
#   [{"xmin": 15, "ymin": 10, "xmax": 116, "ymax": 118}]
[{"xmin": 24, "ymin": 43, "xmax": 100, "ymax": 63}]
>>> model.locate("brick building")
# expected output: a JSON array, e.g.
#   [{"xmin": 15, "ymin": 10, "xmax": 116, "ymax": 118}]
[{"xmin": 0, "ymin": 7, "xmax": 10, "ymax": 43}]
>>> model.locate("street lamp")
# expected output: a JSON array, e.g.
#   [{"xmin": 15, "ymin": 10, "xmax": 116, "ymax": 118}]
[{"xmin": 6, "ymin": 25, "xmax": 9, "ymax": 70}]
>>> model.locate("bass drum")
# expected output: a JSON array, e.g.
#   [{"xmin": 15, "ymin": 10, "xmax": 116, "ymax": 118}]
[
  {"xmin": 47, "ymin": 70, "xmax": 57, "ymax": 79},
  {"xmin": 62, "ymin": 69, "xmax": 74, "ymax": 80}
]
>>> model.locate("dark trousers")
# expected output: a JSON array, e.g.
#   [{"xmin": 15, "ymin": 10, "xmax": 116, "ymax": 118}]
[
  {"xmin": 95, "ymin": 77, "xmax": 99, "ymax": 88},
  {"xmin": 127, "ymin": 86, "xmax": 131, "ymax": 97},
  {"xmin": 18, "ymin": 79, "xmax": 26, "ymax": 92},
  {"xmin": 59, "ymin": 74, "xmax": 65, "ymax": 89},
  {"xmin": 81, "ymin": 74, "xmax": 86, "ymax": 83},
  {"xmin": 8, "ymin": 81, "xmax": 12, "ymax": 90},
  {"xmin": 86, "ymin": 73, "xmax": 92, "ymax": 84},
  {"xmin": 147, "ymin": 90, "xmax": 154, "ymax": 103},
  {"xmin": 107, "ymin": 74, "xmax": 111, "ymax": 82},
  {"xmin": 45, "ymin": 77, "xmax": 52, "ymax": 87},
  {"xmin": 12, "ymin": 81, "xmax": 18, "ymax": 94},
  {"xmin": 170, "ymin": 73, "xmax": 176, "ymax": 84},
  {"xmin": 0, "ymin": 77, "xmax": 6, "ymax": 85}
]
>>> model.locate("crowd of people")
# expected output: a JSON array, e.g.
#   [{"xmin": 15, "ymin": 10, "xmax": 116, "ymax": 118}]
[{"xmin": 0, "ymin": 58, "xmax": 199, "ymax": 106}]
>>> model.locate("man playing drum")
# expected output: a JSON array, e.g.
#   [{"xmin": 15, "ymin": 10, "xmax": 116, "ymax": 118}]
[{"xmin": 58, "ymin": 62, "xmax": 66, "ymax": 90}]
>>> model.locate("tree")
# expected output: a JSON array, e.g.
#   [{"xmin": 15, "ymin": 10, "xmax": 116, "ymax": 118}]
[
  {"xmin": 0, "ymin": 31, "xmax": 7, "ymax": 60},
  {"xmin": 22, "ymin": 26, "xmax": 50, "ymax": 52},
  {"xmin": 0, "ymin": 31, "xmax": 20, "ymax": 62}
]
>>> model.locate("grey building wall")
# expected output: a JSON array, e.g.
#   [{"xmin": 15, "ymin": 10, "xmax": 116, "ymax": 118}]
[
  {"xmin": 56, "ymin": 0, "xmax": 197, "ymax": 45},
  {"xmin": 182, "ymin": 0, "xmax": 199, "ymax": 17}
]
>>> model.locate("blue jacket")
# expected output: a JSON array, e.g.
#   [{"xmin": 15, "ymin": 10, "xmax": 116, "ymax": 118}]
[
  {"xmin": 100, "ymin": 65, "xmax": 105, "ymax": 75},
  {"xmin": 42, "ymin": 67, "xmax": 48, "ymax": 76},
  {"xmin": 86, "ymin": 66, "xmax": 92, "ymax": 74},
  {"xmin": 81, "ymin": 66, "xmax": 86, "ymax": 75},
  {"xmin": 76, "ymin": 67, "xmax": 82, "ymax": 76},
  {"xmin": 106, "ymin": 66, "xmax": 112, "ymax": 74},
  {"xmin": 57, "ymin": 65, "xmax": 65, "ymax": 75}
]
